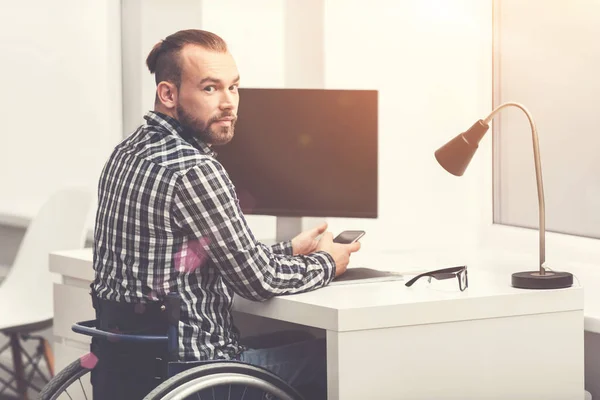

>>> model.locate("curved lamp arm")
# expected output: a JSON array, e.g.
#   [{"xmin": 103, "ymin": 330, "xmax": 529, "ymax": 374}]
[
  {"xmin": 484, "ymin": 102, "xmax": 546, "ymax": 274},
  {"xmin": 437, "ymin": 102, "xmax": 574, "ymax": 288}
]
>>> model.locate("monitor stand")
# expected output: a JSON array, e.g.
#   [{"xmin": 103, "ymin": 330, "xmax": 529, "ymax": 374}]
[{"xmin": 275, "ymin": 216, "xmax": 323, "ymax": 243}]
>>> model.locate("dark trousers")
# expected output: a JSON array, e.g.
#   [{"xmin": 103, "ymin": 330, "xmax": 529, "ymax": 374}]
[
  {"xmin": 239, "ymin": 331, "xmax": 327, "ymax": 400},
  {"xmin": 90, "ymin": 293, "xmax": 170, "ymax": 400}
]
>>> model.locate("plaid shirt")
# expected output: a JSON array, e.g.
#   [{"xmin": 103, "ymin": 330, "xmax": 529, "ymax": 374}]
[{"xmin": 92, "ymin": 111, "xmax": 336, "ymax": 361}]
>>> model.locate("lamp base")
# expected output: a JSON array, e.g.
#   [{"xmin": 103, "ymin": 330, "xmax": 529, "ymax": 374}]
[{"xmin": 511, "ymin": 270, "xmax": 573, "ymax": 289}]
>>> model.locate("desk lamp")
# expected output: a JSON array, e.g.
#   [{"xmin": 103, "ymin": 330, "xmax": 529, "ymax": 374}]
[{"xmin": 434, "ymin": 102, "xmax": 573, "ymax": 289}]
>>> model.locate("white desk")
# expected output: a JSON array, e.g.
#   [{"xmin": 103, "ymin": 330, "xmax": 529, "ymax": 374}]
[{"xmin": 50, "ymin": 248, "xmax": 584, "ymax": 400}]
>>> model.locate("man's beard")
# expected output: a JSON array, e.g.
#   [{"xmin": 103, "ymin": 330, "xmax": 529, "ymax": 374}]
[{"xmin": 176, "ymin": 104, "xmax": 236, "ymax": 146}]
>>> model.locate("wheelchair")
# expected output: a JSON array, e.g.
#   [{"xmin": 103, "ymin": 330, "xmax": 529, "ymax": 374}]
[{"xmin": 38, "ymin": 293, "xmax": 304, "ymax": 400}]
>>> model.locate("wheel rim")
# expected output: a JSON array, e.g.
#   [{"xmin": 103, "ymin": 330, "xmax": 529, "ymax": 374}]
[
  {"xmin": 155, "ymin": 372, "xmax": 296, "ymax": 400},
  {"xmin": 46, "ymin": 368, "xmax": 91, "ymax": 400}
]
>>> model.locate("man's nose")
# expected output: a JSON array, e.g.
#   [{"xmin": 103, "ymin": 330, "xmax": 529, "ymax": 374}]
[{"xmin": 220, "ymin": 91, "xmax": 236, "ymax": 111}]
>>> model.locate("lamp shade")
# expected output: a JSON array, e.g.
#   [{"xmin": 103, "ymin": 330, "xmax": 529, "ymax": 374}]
[{"xmin": 434, "ymin": 119, "xmax": 490, "ymax": 176}]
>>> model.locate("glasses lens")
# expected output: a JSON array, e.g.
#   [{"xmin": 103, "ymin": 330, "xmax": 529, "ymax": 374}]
[
  {"xmin": 459, "ymin": 269, "xmax": 468, "ymax": 291},
  {"xmin": 407, "ymin": 267, "xmax": 468, "ymax": 292}
]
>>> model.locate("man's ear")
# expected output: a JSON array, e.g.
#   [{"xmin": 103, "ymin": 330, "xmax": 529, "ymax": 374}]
[{"xmin": 156, "ymin": 81, "xmax": 178, "ymax": 110}]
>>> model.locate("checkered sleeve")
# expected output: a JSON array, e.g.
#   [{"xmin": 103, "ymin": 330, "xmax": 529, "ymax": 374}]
[
  {"xmin": 270, "ymin": 241, "xmax": 293, "ymax": 256},
  {"xmin": 172, "ymin": 159, "xmax": 336, "ymax": 301}
]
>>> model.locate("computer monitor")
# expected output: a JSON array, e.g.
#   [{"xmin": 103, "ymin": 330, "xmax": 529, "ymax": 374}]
[{"xmin": 215, "ymin": 88, "xmax": 378, "ymax": 239}]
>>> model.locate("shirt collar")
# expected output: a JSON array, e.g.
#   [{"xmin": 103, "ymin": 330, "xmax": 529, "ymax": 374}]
[{"xmin": 143, "ymin": 111, "xmax": 216, "ymax": 157}]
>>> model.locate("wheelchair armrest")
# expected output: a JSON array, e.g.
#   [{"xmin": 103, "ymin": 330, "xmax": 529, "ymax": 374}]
[{"xmin": 72, "ymin": 320, "xmax": 168, "ymax": 343}]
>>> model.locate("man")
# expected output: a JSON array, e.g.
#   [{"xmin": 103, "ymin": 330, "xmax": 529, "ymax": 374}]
[{"xmin": 91, "ymin": 29, "xmax": 361, "ymax": 399}]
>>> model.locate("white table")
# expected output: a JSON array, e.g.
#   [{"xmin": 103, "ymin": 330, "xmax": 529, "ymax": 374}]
[{"xmin": 49, "ymin": 248, "xmax": 585, "ymax": 399}]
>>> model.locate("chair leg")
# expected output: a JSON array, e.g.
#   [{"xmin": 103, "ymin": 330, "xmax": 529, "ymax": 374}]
[
  {"xmin": 9, "ymin": 333, "xmax": 28, "ymax": 400},
  {"xmin": 42, "ymin": 339, "xmax": 54, "ymax": 377}
]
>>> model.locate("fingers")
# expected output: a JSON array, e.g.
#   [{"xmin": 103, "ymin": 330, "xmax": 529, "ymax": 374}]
[
  {"xmin": 314, "ymin": 222, "xmax": 328, "ymax": 235},
  {"xmin": 348, "ymin": 241, "xmax": 361, "ymax": 252}
]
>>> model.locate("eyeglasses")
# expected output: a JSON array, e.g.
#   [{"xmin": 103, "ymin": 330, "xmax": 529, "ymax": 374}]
[{"xmin": 404, "ymin": 266, "xmax": 468, "ymax": 292}]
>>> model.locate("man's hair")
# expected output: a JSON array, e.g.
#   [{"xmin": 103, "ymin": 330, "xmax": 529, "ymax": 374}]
[{"xmin": 146, "ymin": 29, "xmax": 228, "ymax": 89}]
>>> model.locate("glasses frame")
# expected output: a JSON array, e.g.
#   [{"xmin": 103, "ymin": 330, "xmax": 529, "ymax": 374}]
[{"xmin": 404, "ymin": 265, "xmax": 468, "ymax": 292}]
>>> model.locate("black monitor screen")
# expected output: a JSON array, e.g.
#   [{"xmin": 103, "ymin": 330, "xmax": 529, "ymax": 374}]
[{"xmin": 215, "ymin": 88, "xmax": 378, "ymax": 218}]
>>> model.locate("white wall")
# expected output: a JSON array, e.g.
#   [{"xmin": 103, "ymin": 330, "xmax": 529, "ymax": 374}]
[
  {"xmin": 0, "ymin": 1, "xmax": 122, "ymax": 222},
  {"xmin": 478, "ymin": 1, "xmax": 600, "ymax": 269},
  {"xmin": 493, "ymin": 0, "xmax": 600, "ymax": 240},
  {"xmin": 121, "ymin": 0, "xmax": 204, "ymax": 136},
  {"xmin": 323, "ymin": 0, "xmax": 492, "ymax": 254}
]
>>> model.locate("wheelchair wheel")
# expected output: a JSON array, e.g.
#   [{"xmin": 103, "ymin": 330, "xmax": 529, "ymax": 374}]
[
  {"xmin": 144, "ymin": 362, "xmax": 304, "ymax": 400},
  {"xmin": 38, "ymin": 358, "xmax": 92, "ymax": 400}
]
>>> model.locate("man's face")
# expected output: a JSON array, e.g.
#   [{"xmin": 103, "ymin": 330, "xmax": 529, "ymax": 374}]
[{"xmin": 175, "ymin": 46, "xmax": 240, "ymax": 146}]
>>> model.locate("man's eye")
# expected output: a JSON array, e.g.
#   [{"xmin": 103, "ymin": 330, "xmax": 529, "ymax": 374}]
[
  {"xmin": 204, "ymin": 86, "xmax": 216, "ymax": 93},
  {"xmin": 230, "ymin": 84, "xmax": 239, "ymax": 91}
]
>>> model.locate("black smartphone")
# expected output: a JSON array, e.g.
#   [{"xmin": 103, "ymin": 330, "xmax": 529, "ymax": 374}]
[{"xmin": 333, "ymin": 230, "xmax": 366, "ymax": 244}]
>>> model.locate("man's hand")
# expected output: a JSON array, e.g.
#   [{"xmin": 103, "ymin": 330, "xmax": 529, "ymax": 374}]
[
  {"xmin": 291, "ymin": 222, "xmax": 328, "ymax": 255},
  {"xmin": 315, "ymin": 232, "xmax": 361, "ymax": 277}
]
